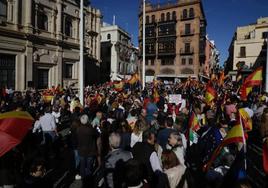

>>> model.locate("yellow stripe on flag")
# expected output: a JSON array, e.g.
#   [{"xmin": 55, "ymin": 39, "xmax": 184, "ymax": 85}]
[{"xmin": 0, "ymin": 111, "xmax": 34, "ymax": 121}]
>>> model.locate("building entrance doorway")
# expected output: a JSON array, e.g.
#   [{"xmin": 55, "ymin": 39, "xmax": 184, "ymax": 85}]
[
  {"xmin": 37, "ymin": 69, "xmax": 49, "ymax": 89},
  {"xmin": 0, "ymin": 54, "xmax": 15, "ymax": 89}
]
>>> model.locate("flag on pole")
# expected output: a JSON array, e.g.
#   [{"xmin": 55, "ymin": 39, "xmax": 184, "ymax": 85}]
[
  {"xmin": 239, "ymin": 108, "xmax": 253, "ymax": 132},
  {"xmin": 205, "ymin": 85, "xmax": 217, "ymax": 104},
  {"xmin": 186, "ymin": 112, "xmax": 200, "ymax": 144},
  {"xmin": 0, "ymin": 111, "xmax": 34, "ymax": 157},
  {"xmin": 243, "ymin": 66, "xmax": 262, "ymax": 86},
  {"xmin": 204, "ymin": 122, "xmax": 244, "ymax": 171}
]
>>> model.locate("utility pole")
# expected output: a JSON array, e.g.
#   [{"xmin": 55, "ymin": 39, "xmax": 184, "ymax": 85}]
[
  {"xmin": 79, "ymin": 0, "xmax": 84, "ymax": 105},
  {"xmin": 142, "ymin": 0, "xmax": 146, "ymax": 90}
]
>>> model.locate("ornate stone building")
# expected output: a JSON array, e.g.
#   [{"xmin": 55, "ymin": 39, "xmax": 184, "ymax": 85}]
[
  {"xmin": 0, "ymin": 0, "xmax": 101, "ymax": 90},
  {"xmin": 138, "ymin": 0, "xmax": 206, "ymax": 82},
  {"xmin": 100, "ymin": 23, "xmax": 139, "ymax": 82}
]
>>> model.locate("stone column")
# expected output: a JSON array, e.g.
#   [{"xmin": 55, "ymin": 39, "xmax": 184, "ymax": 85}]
[
  {"xmin": 26, "ymin": 44, "xmax": 33, "ymax": 86},
  {"xmin": 25, "ymin": 0, "xmax": 32, "ymax": 33},
  {"xmin": 14, "ymin": 0, "xmax": 19, "ymax": 28},
  {"xmin": 16, "ymin": 54, "xmax": 26, "ymax": 91},
  {"xmin": 56, "ymin": 0, "xmax": 62, "ymax": 39},
  {"xmin": 96, "ymin": 11, "xmax": 101, "ymax": 62},
  {"xmin": 57, "ymin": 50, "xmax": 63, "ymax": 85},
  {"xmin": 51, "ymin": 10, "xmax": 56, "ymax": 37}
]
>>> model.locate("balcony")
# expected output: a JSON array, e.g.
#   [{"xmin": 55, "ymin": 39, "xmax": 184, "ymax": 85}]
[
  {"xmin": 158, "ymin": 31, "xmax": 176, "ymax": 37},
  {"xmin": 158, "ymin": 19, "xmax": 177, "ymax": 25},
  {"xmin": 180, "ymin": 15, "xmax": 195, "ymax": 21},
  {"xmin": 180, "ymin": 29, "xmax": 195, "ymax": 37},
  {"xmin": 180, "ymin": 48, "xmax": 194, "ymax": 55},
  {"xmin": 158, "ymin": 49, "xmax": 176, "ymax": 56}
]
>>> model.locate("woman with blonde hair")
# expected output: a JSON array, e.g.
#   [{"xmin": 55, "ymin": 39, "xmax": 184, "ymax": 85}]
[{"xmin": 130, "ymin": 120, "xmax": 143, "ymax": 148}]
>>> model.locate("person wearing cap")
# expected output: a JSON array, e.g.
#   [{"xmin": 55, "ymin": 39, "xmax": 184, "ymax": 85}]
[{"xmin": 76, "ymin": 114, "xmax": 100, "ymax": 183}]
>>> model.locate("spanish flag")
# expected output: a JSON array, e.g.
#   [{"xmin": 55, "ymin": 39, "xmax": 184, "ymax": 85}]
[
  {"xmin": 43, "ymin": 95, "xmax": 54, "ymax": 103},
  {"xmin": 128, "ymin": 73, "xmax": 139, "ymax": 85},
  {"xmin": 244, "ymin": 66, "xmax": 262, "ymax": 86},
  {"xmin": 114, "ymin": 81, "xmax": 124, "ymax": 92},
  {"xmin": 218, "ymin": 71, "xmax": 225, "ymax": 86},
  {"xmin": 0, "ymin": 111, "xmax": 34, "ymax": 157},
  {"xmin": 186, "ymin": 112, "xmax": 200, "ymax": 143},
  {"xmin": 240, "ymin": 83, "xmax": 252, "ymax": 101},
  {"xmin": 204, "ymin": 122, "xmax": 244, "ymax": 171},
  {"xmin": 205, "ymin": 85, "xmax": 217, "ymax": 104},
  {"xmin": 239, "ymin": 108, "xmax": 253, "ymax": 132}
]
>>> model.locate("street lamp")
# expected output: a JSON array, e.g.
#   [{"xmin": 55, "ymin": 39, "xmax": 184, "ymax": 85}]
[
  {"xmin": 79, "ymin": 0, "xmax": 84, "ymax": 105},
  {"xmin": 142, "ymin": 0, "xmax": 146, "ymax": 90}
]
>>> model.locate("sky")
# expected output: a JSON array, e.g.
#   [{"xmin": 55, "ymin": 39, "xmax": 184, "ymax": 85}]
[{"xmin": 90, "ymin": 0, "xmax": 268, "ymax": 65}]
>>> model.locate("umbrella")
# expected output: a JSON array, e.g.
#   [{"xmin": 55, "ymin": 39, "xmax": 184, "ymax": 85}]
[{"xmin": 0, "ymin": 111, "xmax": 34, "ymax": 157}]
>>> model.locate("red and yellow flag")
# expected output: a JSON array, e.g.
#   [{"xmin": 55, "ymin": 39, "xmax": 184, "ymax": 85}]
[
  {"xmin": 128, "ymin": 73, "xmax": 139, "ymax": 85},
  {"xmin": 153, "ymin": 87, "xmax": 159, "ymax": 102},
  {"xmin": 244, "ymin": 66, "xmax": 262, "ymax": 86},
  {"xmin": 114, "ymin": 81, "xmax": 124, "ymax": 92},
  {"xmin": 239, "ymin": 108, "xmax": 253, "ymax": 132},
  {"xmin": 204, "ymin": 122, "xmax": 244, "ymax": 171},
  {"xmin": 205, "ymin": 85, "xmax": 217, "ymax": 104},
  {"xmin": 218, "ymin": 71, "xmax": 225, "ymax": 86},
  {"xmin": 0, "ymin": 111, "xmax": 34, "ymax": 157}
]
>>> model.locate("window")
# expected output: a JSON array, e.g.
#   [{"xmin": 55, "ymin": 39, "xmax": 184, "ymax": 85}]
[
  {"xmin": 37, "ymin": 12, "xmax": 48, "ymax": 31},
  {"xmin": 0, "ymin": 54, "xmax": 15, "ymax": 89},
  {"xmin": 240, "ymin": 46, "xmax": 246, "ymax": 57},
  {"xmin": 37, "ymin": 69, "xmax": 49, "ymax": 89},
  {"xmin": 262, "ymin": 32, "xmax": 268, "ymax": 39},
  {"xmin": 172, "ymin": 11, "xmax": 176, "ymax": 20},
  {"xmin": 166, "ymin": 12, "xmax": 170, "ymax": 21},
  {"xmin": 65, "ymin": 17, "xmax": 72, "ymax": 37},
  {"xmin": 185, "ymin": 23, "xmax": 191, "ymax": 34},
  {"xmin": 65, "ymin": 64, "xmax": 73, "ymax": 79},
  {"xmin": 161, "ymin": 13, "xmax": 165, "ymax": 22},
  {"xmin": 152, "ymin": 15, "xmax": 155, "ymax": 23},
  {"xmin": 189, "ymin": 8, "xmax": 194, "ymax": 18},
  {"xmin": 182, "ymin": 58, "xmax": 186, "ymax": 65},
  {"xmin": 182, "ymin": 9, "xmax": 187, "ymax": 19},
  {"xmin": 0, "ymin": 0, "xmax": 7, "ymax": 20},
  {"xmin": 185, "ymin": 43, "xmax": 190, "ymax": 53},
  {"xmin": 189, "ymin": 58, "xmax": 193, "ymax": 65},
  {"xmin": 146, "ymin": 16, "xmax": 149, "ymax": 23},
  {"xmin": 107, "ymin": 33, "xmax": 111, "ymax": 40},
  {"xmin": 151, "ymin": 59, "xmax": 154, "ymax": 65},
  {"xmin": 161, "ymin": 58, "xmax": 174, "ymax": 65}
]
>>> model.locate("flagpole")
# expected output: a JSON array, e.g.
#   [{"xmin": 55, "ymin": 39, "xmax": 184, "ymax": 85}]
[
  {"xmin": 79, "ymin": 0, "xmax": 84, "ymax": 105},
  {"xmin": 239, "ymin": 115, "xmax": 247, "ymax": 171},
  {"xmin": 142, "ymin": 0, "xmax": 146, "ymax": 90}
]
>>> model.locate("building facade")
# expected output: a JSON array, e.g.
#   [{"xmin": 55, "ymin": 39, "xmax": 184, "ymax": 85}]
[
  {"xmin": 231, "ymin": 17, "xmax": 268, "ymax": 71},
  {"xmin": 138, "ymin": 0, "xmax": 206, "ymax": 82},
  {"xmin": 0, "ymin": 0, "xmax": 101, "ymax": 90},
  {"xmin": 100, "ymin": 23, "xmax": 139, "ymax": 82},
  {"xmin": 203, "ymin": 36, "xmax": 219, "ymax": 77}
]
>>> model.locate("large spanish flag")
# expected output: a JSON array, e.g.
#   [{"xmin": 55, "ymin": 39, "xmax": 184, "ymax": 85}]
[
  {"xmin": 0, "ymin": 111, "xmax": 34, "ymax": 157},
  {"xmin": 244, "ymin": 66, "xmax": 262, "ymax": 86},
  {"xmin": 204, "ymin": 122, "xmax": 244, "ymax": 171},
  {"xmin": 205, "ymin": 85, "xmax": 217, "ymax": 104}
]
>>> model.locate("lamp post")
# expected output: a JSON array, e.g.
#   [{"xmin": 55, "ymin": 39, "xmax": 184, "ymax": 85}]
[
  {"xmin": 142, "ymin": 0, "xmax": 146, "ymax": 90},
  {"xmin": 79, "ymin": 0, "xmax": 84, "ymax": 105}
]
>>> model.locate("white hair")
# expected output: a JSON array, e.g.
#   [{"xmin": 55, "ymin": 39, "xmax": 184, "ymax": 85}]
[{"xmin": 109, "ymin": 133, "xmax": 121, "ymax": 149}]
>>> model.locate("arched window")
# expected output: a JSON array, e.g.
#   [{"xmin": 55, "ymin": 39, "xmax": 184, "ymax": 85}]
[
  {"xmin": 0, "ymin": 0, "xmax": 7, "ymax": 19},
  {"xmin": 182, "ymin": 9, "xmax": 187, "ymax": 19},
  {"xmin": 172, "ymin": 11, "xmax": 176, "ymax": 20},
  {"xmin": 189, "ymin": 8, "xmax": 194, "ymax": 18},
  {"xmin": 166, "ymin": 12, "xmax": 170, "ymax": 21},
  {"xmin": 152, "ymin": 15, "xmax": 155, "ymax": 23},
  {"xmin": 161, "ymin": 13, "xmax": 165, "ymax": 22},
  {"xmin": 65, "ymin": 17, "xmax": 72, "ymax": 37},
  {"xmin": 146, "ymin": 16, "xmax": 149, "ymax": 23},
  {"xmin": 107, "ymin": 33, "xmax": 111, "ymax": 40}
]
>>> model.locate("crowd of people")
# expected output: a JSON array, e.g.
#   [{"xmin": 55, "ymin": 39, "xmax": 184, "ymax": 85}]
[{"xmin": 0, "ymin": 76, "xmax": 268, "ymax": 188}]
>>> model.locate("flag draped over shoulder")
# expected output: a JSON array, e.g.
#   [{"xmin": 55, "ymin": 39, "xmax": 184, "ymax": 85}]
[
  {"xmin": 0, "ymin": 111, "xmax": 34, "ymax": 157},
  {"xmin": 205, "ymin": 85, "xmax": 217, "ymax": 104},
  {"xmin": 204, "ymin": 122, "xmax": 244, "ymax": 171}
]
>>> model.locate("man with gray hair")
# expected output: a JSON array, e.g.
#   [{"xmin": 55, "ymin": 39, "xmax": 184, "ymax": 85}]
[{"xmin": 105, "ymin": 132, "xmax": 132, "ymax": 188}]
